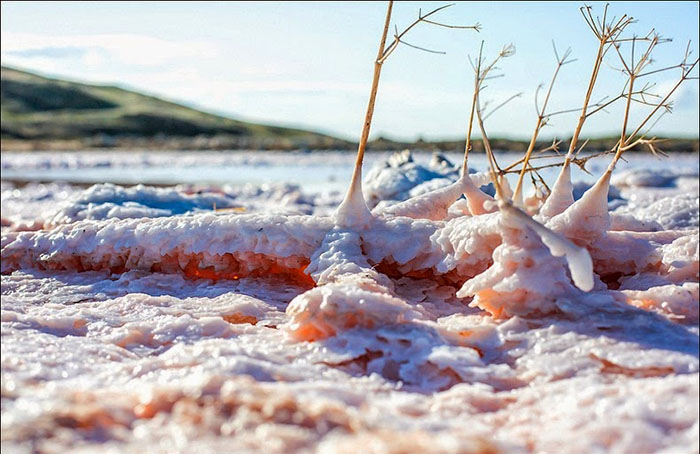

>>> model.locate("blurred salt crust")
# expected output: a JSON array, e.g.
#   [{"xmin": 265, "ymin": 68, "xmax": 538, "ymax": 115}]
[
  {"xmin": 2, "ymin": 149, "xmax": 698, "ymax": 190},
  {"xmin": 2, "ymin": 150, "xmax": 698, "ymax": 232}
]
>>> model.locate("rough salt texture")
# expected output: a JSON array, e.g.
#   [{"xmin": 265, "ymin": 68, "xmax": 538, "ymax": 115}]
[
  {"xmin": 2, "ymin": 159, "xmax": 699, "ymax": 454},
  {"xmin": 2, "ymin": 269, "xmax": 697, "ymax": 454}
]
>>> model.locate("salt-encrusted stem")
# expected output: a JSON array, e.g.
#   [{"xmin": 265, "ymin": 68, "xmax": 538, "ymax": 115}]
[
  {"xmin": 568, "ymin": 36, "xmax": 681, "ymax": 230},
  {"xmin": 475, "ymin": 89, "xmax": 504, "ymax": 202},
  {"xmin": 541, "ymin": 6, "xmax": 632, "ymax": 218},
  {"xmin": 502, "ymin": 201, "xmax": 594, "ymax": 292},
  {"xmin": 335, "ymin": 1, "xmax": 393, "ymax": 228},
  {"xmin": 539, "ymin": 40, "xmax": 605, "ymax": 218},
  {"xmin": 512, "ymin": 116, "xmax": 543, "ymax": 207},
  {"xmin": 377, "ymin": 173, "xmax": 495, "ymax": 220},
  {"xmin": 458, "ymin": 41, "xmax": 496, "ymax": 215}
]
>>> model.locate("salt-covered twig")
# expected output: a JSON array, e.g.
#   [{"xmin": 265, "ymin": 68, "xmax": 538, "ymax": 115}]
[
  {"xmin": 335, "ymin": 1, "xmax": 394, "ymax": 228},
  {"xmin": 337, "ymin": 1, "xmax": 480, "ymax": 228},
  {"xmin": 548, "ymin": 40, "xmax": 698, "ymax": 246},
  {"xmin": 502, "ymin": 201, "xmax": 594, "ymax": 291},
  {"xmin": 470, "ymin": 44, "xmax": 516, "ymax": 201},
  {"xmin": 540, "ymin": 4, "xmax": 634, "ymax": 218}
]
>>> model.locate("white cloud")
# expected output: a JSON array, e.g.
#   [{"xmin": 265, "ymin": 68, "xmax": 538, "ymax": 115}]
[{"xmin": 1, "ymin": 31, "xmax": 218, "ymax": 67}]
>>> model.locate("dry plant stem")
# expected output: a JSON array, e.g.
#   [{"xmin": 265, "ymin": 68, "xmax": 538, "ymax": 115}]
[
  {"xmin": 543, "ymin": 40, "xmax": 603, "ymax": 214},
  {"xmin": 501, "ymin": 140, "xmax": 562, "ymax": 172},
  {"xmin": 461, "ymin": 42, "xmax": 484, "ymax": 176},
  {"xmin": 499, "ymin": 149, "xmax": 614, "ymax": 176},
  {"xmin": 458, "ymin": 42, "xmax": 498, "ymax": 215},
  {"xmin": 339, "ymin": 1, "xmax": 479, "ymax": 225},
  {"xmin": 347, "ymin": 0, "xmax": 393, "ymax": 198},
  {"xmin": 513, "ymin": 114, "xmax": 543, "ymax": 205},
  {"xmin": 469, "ymin": 44, "xmax": 515, "ymax": 200},
  {"xmin": 606, "ymin": 74, "xmax": 635, "ymax": 173},
  {"xmin": 623, "ymin": 58, "xmax": 699, "ymax": 147},
  {"xmin": 542, "ymin": 6, "xmax": 632, "ymax": 218},
  {"xmin": 564, "ymin": 40, "xmax": 606, "ymax": 164},
  {"xmin": 337, "ymin": 1, "xmax": 393, "ymax": 225},
  {"xmin": 475, "ymin": 92, "xmax": 505, "ymax": 201},
  {"xmin": 513, "ymin": 50, "xmax": 567, "ymax": 205},
  {"xmin": 379, "ymin": 4, "xmax": 479, "ymax": 64},
  {"xmin": 603, "ymin": 57, "xmax": 699, "ymax": 177},
  {"xmin": 558, "ymin": 38, "xmax": 694, "ymax": 237},
  {"xmin": 602, "ymin": 37, "xmax": 694, "ymax": 176},
  {"xmin": 585, "ymin": 73, "xmax": 635, "ymax": 200},
  {"xmin": 562, "ymin": 7, "xmax": 632, "ymax": 163}
]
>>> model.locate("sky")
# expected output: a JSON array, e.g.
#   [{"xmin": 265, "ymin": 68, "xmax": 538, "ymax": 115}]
[{"xmin": 2, "ymin": 1, "xmax": 699, "ymax": 141}]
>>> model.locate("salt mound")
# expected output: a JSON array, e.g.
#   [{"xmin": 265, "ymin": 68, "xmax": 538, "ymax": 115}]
[{"xmin": 612, "ymin": 167, "xmax": 699, "ymax": 189}]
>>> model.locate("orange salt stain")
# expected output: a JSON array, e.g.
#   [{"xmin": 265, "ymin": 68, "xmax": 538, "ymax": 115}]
[
  {"xmin": 134, "ymin": 403, "xmax": 158, "ymax": 419},
  {"xmin": 55, "ymin": 408, "xmax": 120, "ymax": 430},
  {"xmin": 589, "ymin": 353, "xmax": 674, "ymax": 378},
  {"xmin": 341, "ymin": 313, "xmax": 361, "ymax": 330},
  {"xmin": 29, "ymin": 249, "xmax": 316, "ymax": 288},
  {"xmin": 628, "ymin": 298, "xmax": 656, "ymax": 310},
  {"xmin": 182, "ymin": 254, "xmax": 315, "ymax": 288},
  {"xmin": 293, "ymin": 323, "xmax": 333, "ymax": 342},
  {"xmin": 474, "ymin": 289, "xmax": 506, "ymax": 318},
  {"xmin": 223, "ymin": 313, "xmax": 258, "ymax": 325}
]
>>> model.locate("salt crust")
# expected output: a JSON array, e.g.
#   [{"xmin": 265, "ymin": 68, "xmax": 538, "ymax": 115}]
[{"xmin": 2, "ymin": 160, "xmax": 699, "ymax": 453}]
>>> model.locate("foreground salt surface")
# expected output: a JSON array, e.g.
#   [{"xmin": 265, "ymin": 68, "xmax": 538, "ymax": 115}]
[{"xmin": 1, "ymin": 155, "xmax": 699, "ymax": 454}]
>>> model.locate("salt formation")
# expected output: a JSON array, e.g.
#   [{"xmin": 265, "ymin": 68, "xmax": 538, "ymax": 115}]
[
  {"xmin": 458, "ymin": 201, "xmax": 594, "ymax": 318},
  {"xmin": 3, "ymin": 159, "xmax": 699, "ymax": 454},
  {"xmin": 286, "ymin": 228, "xmax": 423, "ymax": 340}
]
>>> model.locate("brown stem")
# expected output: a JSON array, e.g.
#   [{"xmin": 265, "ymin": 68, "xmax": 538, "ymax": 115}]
[
  {"xmin": 462, "ymin": 41, "xmax": 484, "ymax": 176},
  {"xmin": 565, "ymin": 40, "xmax": 605, "ymax": 163},
  {"xmin": 514, "ymin": 53, "xmax": 566, "ymax": 203},
  {"xmin": 608, "ymin": 74, "xmax": 635, "ymax": 172},
  {"xmin": 345, "ymin": 0, "xmax": 393, "ymax": 199},
  {"xmin": 625, "ymin": 59, "xmax": 699, "ymax": 143},
  {"xmin": 513, "ymin": 116, "xmax": 543, "ymax": 203},
  {"xmin": 474, "ymin": 92, "xmax": 504, "ymax": 200}
]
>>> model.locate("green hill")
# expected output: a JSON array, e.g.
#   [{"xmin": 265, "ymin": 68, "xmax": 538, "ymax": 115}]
[
  {"xmin": 0, "ymin": 66, "xmax": 347, "ymax": 149},
  {"xmin": 1, "ymin": 66, "xmax": 696, "ymax": 153}
]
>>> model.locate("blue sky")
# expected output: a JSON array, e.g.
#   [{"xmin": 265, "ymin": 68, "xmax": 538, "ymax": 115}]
[{"xmin": 2, "ymin": 1, "xmax": 698, "ymax": 141}]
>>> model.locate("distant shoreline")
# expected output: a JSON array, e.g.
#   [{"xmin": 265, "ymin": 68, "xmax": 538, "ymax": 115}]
[{"xmin": 2, "ymin": 136, "xmax": 698, "ymax": 153}]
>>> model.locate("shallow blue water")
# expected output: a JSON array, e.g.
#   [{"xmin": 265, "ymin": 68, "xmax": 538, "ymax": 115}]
[{"xmin": 2, "ymin": 150, "xmax": 697, "ymax": 193}]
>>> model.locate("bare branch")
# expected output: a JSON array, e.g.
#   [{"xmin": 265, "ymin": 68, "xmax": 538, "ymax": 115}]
[
  {"xmin": 396, "ymin": 38, "xmax": 446, "ymax": 55},
  {"xmin": 421, "ymin": 18, "xmax": 481, "ymax": 31},
  {"xmin": 483, "ymin": 92, "xmax": 523, "ymax": 121},
  {"xmin": 379, "ymin": 3, "xmax": 478, "ymax": 63}
]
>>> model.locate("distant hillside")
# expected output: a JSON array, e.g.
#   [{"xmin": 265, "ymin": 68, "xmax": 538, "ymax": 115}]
[
  {"xmin": 1, "ymin": 66, "xmax": 697, "ymax": 153},
  {"xmin": 0, "ymin": 66, "xmax": 348, "ymax": 150}
]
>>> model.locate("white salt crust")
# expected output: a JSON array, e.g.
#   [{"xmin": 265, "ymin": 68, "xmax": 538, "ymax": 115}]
[{"xmin": 2, "ymin": 161, "xmax": 699, "ymax": 453}]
